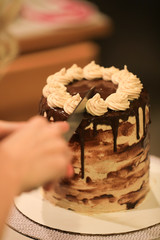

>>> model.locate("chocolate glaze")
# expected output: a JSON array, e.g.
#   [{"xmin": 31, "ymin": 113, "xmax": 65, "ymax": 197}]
[
  {"xmin": 39, "ymin": 78, "xmax": 150, "ymax": 179},
  {"xmin": 135, "ymin": 107, "xmax": 140, "ymax": 139},
  {"xmin": 67, "ymin": 79, "xmax": 117, "ymax": 99}
]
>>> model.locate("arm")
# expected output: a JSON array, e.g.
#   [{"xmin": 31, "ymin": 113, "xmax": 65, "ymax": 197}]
[
  {"xmin": 0, "ymin": 116, "xmax": 73, "ymax": 237},
  {"xmin": 0, "ymin": 163, "xmax": 20, "ymax": 238}
]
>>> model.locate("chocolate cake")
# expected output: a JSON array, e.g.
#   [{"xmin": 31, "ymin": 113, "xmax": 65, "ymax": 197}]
[{"xmin": 39, "ymin": 61, "xmax": 150, "ymax": 213}]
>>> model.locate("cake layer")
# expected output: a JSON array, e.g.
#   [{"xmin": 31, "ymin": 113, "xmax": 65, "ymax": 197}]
[
  {"xmin": 43, "ymin": 144, "xmax": 149, "ymax": 213},
  {"xmin": 43, "ymin": 103, "xmax": 150, "ymax": 213}
]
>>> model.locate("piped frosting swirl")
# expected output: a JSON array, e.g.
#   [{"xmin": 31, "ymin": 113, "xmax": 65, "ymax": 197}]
[
  {"xmin": 64, "ymin": 93, "xmax": 82, "ymax": 115},
  {"xmin": 117, "ymin": 70, "xmax": 143, "ymax": 100},
  {"xmin": 102, "ymin": 66, "xmax": 119, "ymax": 81},
  {"xmin": 47, "ymin": 91, "xmax": 71, "ymax": 108},
  {"xmin": 111, "ymin": 65, "xmax": 131, "ymax": 85},
  {"xmin": 43, "ymin": 61, "xmax": 143, "ymax": 116},
  {"xmin": 86, "ymin": 93, "xmax": 108, "ymax": 116},
  {"xmin": 66, "ymin": 64, "xmax": 83, "ymax": 81},
  {"xmin": 47, "ymin": 68, "xmax": 73, "ymax": 85},
  {"xmin": 105, "ymin": 91, "xmax": 130, "ymax": 111},
  {"xmin": 42, "ymin": 82, "xmax": 66, "ymax": 98},
  {"xmin": 83, "ymin": 61, "xmax": 102, "ymax": 80}
]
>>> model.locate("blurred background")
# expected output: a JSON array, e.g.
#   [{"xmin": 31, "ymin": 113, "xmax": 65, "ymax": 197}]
[
  {"xmin": 89, "ymin": 0, "xmax": 160, "ymax": 157},
  {"xmin": 0, "ymin": 0, "xmax": 159, "ymax": 157}
]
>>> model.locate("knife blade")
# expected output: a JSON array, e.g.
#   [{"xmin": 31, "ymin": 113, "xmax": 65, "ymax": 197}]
[{"xmin": 63, "ymin": 87, "xmax": 95, "ymax": 142}]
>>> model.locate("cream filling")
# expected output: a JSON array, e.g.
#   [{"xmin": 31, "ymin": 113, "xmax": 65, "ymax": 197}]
[
  {"xmin": 85, "ymin": 123, "xmax": 112, "ymax": 131},
  {"xmin": 44, "ymin": 104, "xmax": 147, "ymax": 149},
  {"xmin": 71, "ymin": 145, "xmax": 149, "ymax": 182},
  {"xmin": 85, "ymin": 106, "xmax": 147, "ymax": 148}
]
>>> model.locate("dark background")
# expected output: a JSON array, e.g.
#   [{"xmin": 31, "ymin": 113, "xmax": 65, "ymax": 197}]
[{"xmin": 88, "ymin": 0, "xmax": 160, "ymax": 156}]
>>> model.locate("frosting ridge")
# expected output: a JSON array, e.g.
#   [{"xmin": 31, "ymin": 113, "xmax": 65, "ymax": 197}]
[
  {"xmin": 102, "ymin": 66, "xmax": 119, "ymax": 81},
  {"xmin": 42, "ymin": 82, "xmax": 66, "ymax": 98},
  {"xmin": 47, "ymin": 91, "xmax": 71, "ymax": 108},
  {"xmin": 111, "ymin": 65, "xmax": 130, "ymax": 85},
  {"xmin": 47, "ymin": 68, "xmax": 73, "ymax": 85},
  {"xmin": 106, "ymin": 91, "xmax": 130, "ymax": 111},
  {"xmin": 83, "ymin": 61, "xmax": 102, "ymax": 80},
  {"xmin": 118, "ymin": 73, "xmax": 143, "ymax": 100},
  {"xmin": 66, "ymin": 64, "xmax": 83, "ymax": 81},
  {"xmin": 86, "ymin": 93, "xmax": 108, "ymax": 116},
  {"xmin": 64, "ymin": 93, "xmax": 82, "ymax": 115}
]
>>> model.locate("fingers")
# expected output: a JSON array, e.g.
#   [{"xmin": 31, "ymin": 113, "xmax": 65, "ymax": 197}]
[
  {"xmin": 52, "ymin": 121, "xmax": 69, "ymax": 133},
  {"xmin": 43, "ymin": 164, "xmax": 74, "ymax": 192},
  {"xmin": 66, "ymin": 164, "xmax": 74, "ymax": 178},
  {"xmin": 0, "ymin": 120, "xmax": 25, "ymax": 139},
  {"xmin": 0, "ymin": 117, "xmax": 69, "ymax": 140},
  {"xmin": 28, "ymin": 116, "xmax": 69, "ymax": 135},
  {"xmin": 26, "ymin": 117, "xmax": 70, "ymax": 149},
  {"xmin": 44, "ymin": 146, "xmax": 73, "ymax": 178}
]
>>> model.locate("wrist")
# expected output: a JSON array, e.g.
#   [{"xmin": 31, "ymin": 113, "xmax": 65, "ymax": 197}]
[{"xmin": 0, "ymin": 145, "xmax": 22, "ymax": 196}]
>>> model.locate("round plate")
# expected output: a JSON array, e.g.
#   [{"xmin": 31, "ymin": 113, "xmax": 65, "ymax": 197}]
[{"xmin": 15, "ymin": 155, "xmax": 160, "ymax": 235}]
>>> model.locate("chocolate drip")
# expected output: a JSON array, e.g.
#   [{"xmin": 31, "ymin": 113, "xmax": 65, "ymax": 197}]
[
  {"xmin": 79, "ymin": 131, "xmax": 85, "ymax": 179},
  {"xmin": 142, "ymin": 105, "xmax": 146, "ymax": 136},
  {"xmin": 110, "ymin": 118, "xmax": 119, "ymax": 152},
  {"xmin": 135, "ymin": 107, "xmax": 140, "ymax": 140},
  {"xmin": 39, "ymin": 79, "xmax": 150, "ymax": 180},
  {"xmin": 93, "ymin": 121, "xmax": 97, "ymax": 136}
]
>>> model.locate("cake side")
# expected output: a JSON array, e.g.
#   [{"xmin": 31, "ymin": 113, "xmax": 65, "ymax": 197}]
[{"xmin": 40, "ymin": 62, "xmax": 150, "ymax": 213}]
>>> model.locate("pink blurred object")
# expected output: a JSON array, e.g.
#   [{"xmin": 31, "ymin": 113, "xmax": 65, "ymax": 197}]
[
  {"xmin": 21, "ymin": 0, "xmax": 96, "ymax": 24},
  {"xmin": 8, "ymin": 0, "xmax": 112, "ymax": 53}
]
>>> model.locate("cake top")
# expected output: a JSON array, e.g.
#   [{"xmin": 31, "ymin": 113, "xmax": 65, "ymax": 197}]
[{"xmin": 42, "ymin": 61, "xmax": 143, "ymax": 116}]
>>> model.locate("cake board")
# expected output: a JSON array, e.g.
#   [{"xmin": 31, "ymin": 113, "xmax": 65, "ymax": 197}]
[{"xmin": 7, "ymin": 155, "xmax": 160, "ymax": 240}]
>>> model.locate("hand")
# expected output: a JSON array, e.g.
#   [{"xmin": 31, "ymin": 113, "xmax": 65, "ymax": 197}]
[
  {"xmin": 0, "ymin": 120, "xmax": 25, "ymax": 140},
  {"xmin": 0, "ymin": 116, "xmax": 73, "ymax": 194}
]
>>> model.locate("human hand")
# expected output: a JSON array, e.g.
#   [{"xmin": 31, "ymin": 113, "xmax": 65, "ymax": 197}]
[
  {"xmin": 0, "ymin": 120, "xmax": 25, "ymax": 140},
  {"xmin": 0, "ymin": 116, "xmax": 73, "ymax": 194}
]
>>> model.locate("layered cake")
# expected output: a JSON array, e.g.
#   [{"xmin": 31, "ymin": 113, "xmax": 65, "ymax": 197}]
[{"xmin": 39, "ymin": 61, "xmax": 150, "ymax": 213}]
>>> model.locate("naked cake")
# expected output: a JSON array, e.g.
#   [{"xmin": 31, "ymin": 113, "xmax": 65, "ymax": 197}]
[{"xmin": 39, "ymin": 61, "xmax": 150, "ymax": 213}]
